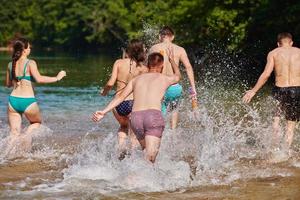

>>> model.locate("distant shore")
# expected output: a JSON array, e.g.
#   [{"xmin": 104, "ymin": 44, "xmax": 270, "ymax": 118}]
[{"xmin": 0, "ymin": 47, "xmax": 9, "ymax": 51}]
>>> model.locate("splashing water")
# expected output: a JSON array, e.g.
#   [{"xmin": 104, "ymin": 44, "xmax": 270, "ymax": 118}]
[
  {"xmin": 0, "ymin": 43, "xmax": 299, "ymax": 199},
  {"xmin": 141, "ymin": 22, "xmax": 160, "ymax": 49}
]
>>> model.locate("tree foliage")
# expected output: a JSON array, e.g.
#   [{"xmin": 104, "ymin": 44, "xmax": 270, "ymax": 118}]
[{"xmin": 0, "ymin": 0, "xmax": 299, "ymax": 51}]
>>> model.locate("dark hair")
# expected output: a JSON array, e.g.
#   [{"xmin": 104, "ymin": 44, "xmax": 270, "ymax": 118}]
[
  {"xmin": 277, "ymin": 32, "xmax": 293, "ymax": 43},
  {"xmin": 11, "ymin": 38, "xmax": 29, "ymax": 81},
  {"xmin": 147, "ymin": 53, "xmax": 164, "ymax": 68},
  {"xmin": 126, "ymin": 39, "xmax": 145, "ymax": 66},
  {"xmin": 159, "ymin": 26, "xmax": 174, "ymax": 37}
]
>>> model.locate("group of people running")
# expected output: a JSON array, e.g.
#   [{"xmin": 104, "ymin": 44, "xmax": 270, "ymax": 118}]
[
  {"xmin": 4, "ymin": 26, "xmax": 300, "ymax": 162},
  {"xmin": 92, "ymin": 27, "xmax": 198, "ymax": 162}
]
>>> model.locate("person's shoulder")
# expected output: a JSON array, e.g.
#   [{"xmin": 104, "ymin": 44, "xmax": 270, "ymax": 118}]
[
  {"xmin": 173, "ymin": 44, "xmax": 186, "ymax": 55},
  {"xmin": 291, "ymin": 46, "xmax": 300, "ymax": 52},
  {"xmin": 268, "ymin": 48, "xmax": 278, "ymax": 56},
  {"xmin": 150, "ymin": 43, "xmax": 162, "ymax": 51},
  {"xmin": 28, "ymin": 59, "xmax": 37, "ymax": 67},
  {"xmin": 171, "ymin": 43, "xmax": 184, "ymax": 50},
  {"xmin": 140, "ymin": 65, "xmax": 149, "ymax": 73},
  {"xmin": 136, "ymin": 72, "xmax": 148, "ymax": 79},
  {"xmin": 133, "ymin": 72, "xmax": 149, "ymax": 84},
  {"xmin": 28, "ymin": 59, "xmax": 37, "ymax": 64},
  {"xmin": 114, "ymin": 58, "xmax": 129, "ymax": 66},
  {"xmin": 115, "ymin": 58, "xmax": 127, "ymax": 63}
]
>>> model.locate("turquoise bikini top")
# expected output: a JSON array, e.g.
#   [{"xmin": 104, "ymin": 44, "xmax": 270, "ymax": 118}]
[{"xmin": 9, "ymin": 59, "xmax": 36, "ymax": 82}]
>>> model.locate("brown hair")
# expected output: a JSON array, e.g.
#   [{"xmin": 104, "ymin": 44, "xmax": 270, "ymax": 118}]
[
  {"xmin": 147, "ymin": 53, "xmax": 164, "ymax": 68},
  {"xmin": 126, "ymin": 39, "xmax": 145, "ymax": 66},
  {"xmin": 11, "ymin": 38, "xmax": 29, "ymax": 81},
  {"xmin": 277, "ymin": 32, "xmax": 292, "ymax": 43},
  {"xmin": 159, "ymin": 26, "xmax": 174, "ymax": 37}
]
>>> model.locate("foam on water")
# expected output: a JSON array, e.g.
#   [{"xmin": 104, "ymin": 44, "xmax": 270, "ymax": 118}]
[
  {"xmin": 0, "ymin": 29, "xmax": 299, "ymax": 198},
  {"xmin": 50, "ymin": 37, "xmax": 299, "ymax": 194},
  {"xmin": 54, "ymin": 87, "xmax": 298, "ymax": 195}
]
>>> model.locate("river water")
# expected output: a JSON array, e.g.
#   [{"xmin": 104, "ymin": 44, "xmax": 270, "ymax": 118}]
[{"xmin": 0, "ymin": 51, "xmax": 299, "ymax": 199}]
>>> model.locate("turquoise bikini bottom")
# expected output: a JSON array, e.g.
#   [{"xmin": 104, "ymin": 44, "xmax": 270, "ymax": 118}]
[{"xmin": 8, "ymin": 96, "xmax": 37, "ymax": 114}]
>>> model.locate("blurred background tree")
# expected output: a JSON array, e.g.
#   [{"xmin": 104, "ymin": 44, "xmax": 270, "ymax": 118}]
[{"xmin": 0, "ymin": 0, "xmax": 299, "ymax": 53}]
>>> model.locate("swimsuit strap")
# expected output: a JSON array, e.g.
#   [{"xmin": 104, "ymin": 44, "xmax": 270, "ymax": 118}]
[
  {"xmin": 23, "ymin": 59, "xmax": 30, "ymax": 77},
  {"xmin": 116, "ymin": 59, "xmax": 135, "ymax": 86},
  {"xmin": 129, "ymin": 59, "xmax": 133, "ymax": 74}
]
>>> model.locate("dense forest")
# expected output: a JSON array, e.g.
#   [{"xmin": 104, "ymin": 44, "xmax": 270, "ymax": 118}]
[{"xmin": 1, "ymin": 0, "xmax": 300, "ymax": 51}]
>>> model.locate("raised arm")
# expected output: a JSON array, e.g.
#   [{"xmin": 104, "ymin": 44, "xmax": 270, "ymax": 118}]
[
  {"xmin": 29, "ymin": 60, "xmax": 66, "ymax": 83},
  {"xmin": 101, "ymin": 60, "xmax": 119, "ymax": 96},
  {"xmin": 92, "ymin": 79, "xmax": 134, "ymax": 122},
  {"xmin": 243, "ymin": 52, "xmax": 275, "ymax": 103},
  {"xmin": 180, "ymin": 48, "xmax": 196, "ymax": 94},
  {"xmin": 5, "ymin": 64, "xmax": 12, "ymax": 87}
]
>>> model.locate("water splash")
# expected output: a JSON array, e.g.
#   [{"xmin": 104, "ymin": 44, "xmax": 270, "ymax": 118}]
[{"xmin": 141, "ymin": 22, "xmax": 160, "ymax": 49}]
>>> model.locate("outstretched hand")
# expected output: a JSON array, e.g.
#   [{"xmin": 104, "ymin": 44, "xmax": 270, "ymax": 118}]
[
  {"xmin": 57, "ymin": 70, "xmax": 66, "ymax": 81},
  {"xmin": 92, "ymin": 111, "xmax": 105, "ymax": 122},
  {"xmin": 242, "ymin": 90, "xmax": 256, "ymax": 103}
]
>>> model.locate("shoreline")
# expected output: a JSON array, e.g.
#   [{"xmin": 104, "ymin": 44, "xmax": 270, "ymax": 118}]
[{"xmin": 0, "ymin": 47, "xmax": 9, "ymax": 51}]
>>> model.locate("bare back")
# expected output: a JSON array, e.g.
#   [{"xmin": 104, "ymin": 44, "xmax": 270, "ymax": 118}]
[
  {"xmin": 9, "ymin": 59, "xmax": 35, "ymax": 97},
  {"xmin": 272, "ymin": 46, "xmax": 300, "ymax": 87},
  {"xmin": 131, "ymin": 73, "xmax": 174, "ymax": 111},
  {"xmin": 115, "ymin": 58, "xmax": 148, "ymax": 99},
  {"xmin": 150, "ymin": 42, "xmax": 184, "ymax": 76}
]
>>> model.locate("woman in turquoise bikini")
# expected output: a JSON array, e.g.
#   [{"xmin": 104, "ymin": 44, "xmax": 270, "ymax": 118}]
[{"xmin": 5, "ymin": 38, "xmax": 66, "ymax": 150}]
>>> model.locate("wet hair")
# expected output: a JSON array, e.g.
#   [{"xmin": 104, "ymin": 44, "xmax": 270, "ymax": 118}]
[
  {"xmin": 147, "ymin": 52, "xmax": 164, "ymax": 68},
  {"xmin": 11, "ymin": 38, "xmax": 29, "ymax": 81},
  {"xmin": 159, "ymin": 26, "xmax": 174, "ymax": 37},
  {"xmin": 277, "ymin": 32, "xmax": 293, "ymax": 44},
  {"xmin": 126, "ymin": 39, "xmax": 145, "ymax": 66}
]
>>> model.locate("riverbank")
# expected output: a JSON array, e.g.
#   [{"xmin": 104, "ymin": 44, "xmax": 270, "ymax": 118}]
[{"xmin": 0, "ymin": 47, "xmax": 9, "ymax": 51}]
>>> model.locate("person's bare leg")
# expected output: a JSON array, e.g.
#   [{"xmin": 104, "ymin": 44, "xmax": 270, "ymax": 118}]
[
  {"xmin": 128, "ymin": 124, "xmax": 140, "ymax": 150},
  {"xmin": 272, "ymin": 116, "xmax": 281, "ymax": 149},
  {"xmin": 170, "ymin": 111, "xmax": 179, "ymax": 130},
  {"xmin": 144, "ymin": 135, "xmax": 161, "ymax": 163},
  {"xmin": 18, "ymin": 102, "xmax": 41, "ymax": 152},
  {"xmin": 8, "ymin": 106, "xmax": 22, "ymax": 137},
  {"xmin": 6, "ymin": 106, "xmax": 22, "ymax": 156},
  {"xmin": 138, "ymin": 139, "xmax": 146, "ymax": 150},
  {"xmin": 24, "ymin": 103, "xmax": 41, "ymax": 135},
  {"xmin": 284, "ymin": 120, "xmax": 296, "ymax": 149},
  {"xmin": 113, "ymin": 110, "xmax": 129, "ymax": 159}
]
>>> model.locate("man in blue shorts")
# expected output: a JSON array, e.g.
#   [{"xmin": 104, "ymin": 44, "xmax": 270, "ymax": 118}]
[{"xmin": 149, "ymin": 26, "xmax": 198, "ymax": 129}]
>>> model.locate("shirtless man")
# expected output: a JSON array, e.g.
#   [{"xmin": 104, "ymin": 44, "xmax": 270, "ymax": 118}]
[
  {"xmin": 92, "ymin": 50, "xmax": 180, "ymax": 163},
  {"xmin": 149, "ymin": 26, "xmax": 197, "ymax": 129},
  {"xmin": 243, "ymin": 32, "xmax": 300, "ymax": 151}
]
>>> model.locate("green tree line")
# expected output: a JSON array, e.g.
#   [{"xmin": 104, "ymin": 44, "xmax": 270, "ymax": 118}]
[{"xmin": 0, "ymin": 0, "xmax": 300, "ymax": 52}]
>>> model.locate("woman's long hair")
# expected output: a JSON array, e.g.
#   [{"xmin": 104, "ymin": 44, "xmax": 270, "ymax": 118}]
[
  {"xmin": 126, "ymin": 39, "xmax": 145, "ymax": 66},
  {"xmin": 11, "ymin": 38, "xmax": 29, "ymax": 81}
]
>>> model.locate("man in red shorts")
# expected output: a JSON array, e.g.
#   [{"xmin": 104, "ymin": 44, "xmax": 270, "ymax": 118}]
[{"xmin": 93, "ymin": 49, "xmax": 180, "ymax": 163}]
